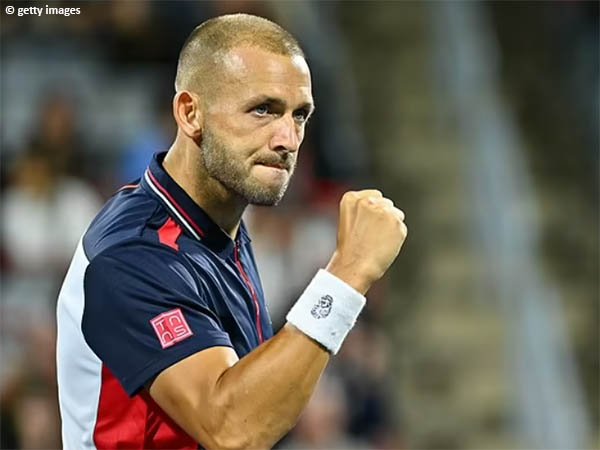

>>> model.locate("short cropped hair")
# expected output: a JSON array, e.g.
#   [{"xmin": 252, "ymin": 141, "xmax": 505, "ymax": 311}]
[{"xmin": 175, "ymin": 14, "xmax": 305, "ymax": 92}]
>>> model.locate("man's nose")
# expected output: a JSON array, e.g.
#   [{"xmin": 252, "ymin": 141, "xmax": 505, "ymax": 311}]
[{"xmin": 269, "ymin": 116, "xmax": 300, "ymax": 153}]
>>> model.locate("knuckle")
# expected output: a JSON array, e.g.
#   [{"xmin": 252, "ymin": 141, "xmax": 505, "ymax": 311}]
[
  {"xmin": 359, "ymin": 189, "xmax": 382, "ymax": 198},
  {"xmin": 342, "ymin": 191, "xmax": 358, "ymax": 203},
  {"xmin": 381, "ymin": 198, "xmax": 394, "ymax": 208},
  {"xmin": 384, "ymin": 206, "xmax": 397, "ymax": 216},
  {"xmin": 365, "ymin": 197, "xmax": 392, "ymax": 209},
  {"xmin": 358, "ymin": 196, "xmax": 375, "ymax": 207}
]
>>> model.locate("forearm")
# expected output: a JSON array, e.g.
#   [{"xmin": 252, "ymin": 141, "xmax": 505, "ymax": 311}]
[
  {"xmin": 150, "ymin": 269, "xmax": 366, "ymax": 450},
  {"xmin": 208, "ymin": 265, "xmax": 369, "ymax": 449},
  {"xmin": 212, "ymin": 323, "xmax": 329, "ymax": 449}
]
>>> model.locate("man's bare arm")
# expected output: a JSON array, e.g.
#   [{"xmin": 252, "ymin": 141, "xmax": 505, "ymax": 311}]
[{"xmin": 150, "ymin": 324, "xmax": 328, "ymax": 449}]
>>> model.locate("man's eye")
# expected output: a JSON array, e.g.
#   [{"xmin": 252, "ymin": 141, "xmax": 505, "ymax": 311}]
[
  {"xmin": 254, "ymin": 104, "xmax": 269, "ymax": 116},
  {"xmin": 293, "ymin": 110, "xmax": 308, "ymax": 122}
]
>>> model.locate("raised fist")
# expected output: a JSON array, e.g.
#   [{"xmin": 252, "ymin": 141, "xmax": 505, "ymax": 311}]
[{"xmin": 326, "ymin": 190, "xmax": 407, "ymax": 294}]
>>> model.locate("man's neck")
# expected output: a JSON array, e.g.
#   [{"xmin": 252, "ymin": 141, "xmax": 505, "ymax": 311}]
[{"xmin": 163, "ymin": 140, "xmax": 246, "ymax": 241}]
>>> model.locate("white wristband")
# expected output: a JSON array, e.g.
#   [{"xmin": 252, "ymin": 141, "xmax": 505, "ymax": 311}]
[{"xmin": 286, "ymin": 269, "xmax": 366, "ymax": 354}]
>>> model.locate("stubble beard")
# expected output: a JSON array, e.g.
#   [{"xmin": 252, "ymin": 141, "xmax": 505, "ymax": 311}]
[{"xmin": 200, "ymin": 127, "xmax": 295, "ymax": 206}]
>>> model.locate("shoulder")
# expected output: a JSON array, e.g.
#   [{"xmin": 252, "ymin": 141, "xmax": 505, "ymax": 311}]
[
  {"xmin": 85, "ymin": 238, "xmax": 201, "ymax": 297},
  {"xmin": 82, "ymin": 186, "xmax": 165, "ymax": 260}
]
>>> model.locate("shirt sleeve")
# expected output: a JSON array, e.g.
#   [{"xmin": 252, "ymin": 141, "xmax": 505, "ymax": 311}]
[{"xmin": 82, "ymin": 239, "xmax": 233, "ymax": 396}]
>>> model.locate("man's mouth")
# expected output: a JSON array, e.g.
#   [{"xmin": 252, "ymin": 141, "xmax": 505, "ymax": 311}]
[{"xmin": 257, "ymin": 162, "xmax": 289, "ymax": 171}]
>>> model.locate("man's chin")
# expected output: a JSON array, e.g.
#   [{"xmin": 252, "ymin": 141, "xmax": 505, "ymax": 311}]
[
  {"xmin": 242, "ymin": 182, "xmax": 287, "ymax": 206},
  {"xmin": 248, "ymin": 197, "xmax": 282, "ymax": 207},
  {"xmin": 245, "ymin": 187, "xmax": 286, "ymax": 206},
  {"xmin": 240, "ymin": 170, "xmax": 290, "ymax": 206}
]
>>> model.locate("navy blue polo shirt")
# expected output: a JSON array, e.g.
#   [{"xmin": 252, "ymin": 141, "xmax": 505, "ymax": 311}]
[
  {"xmin": 57, "ymin": 151, "xmax": 275, "ymax": 446},
  {"xmin": 81, "ymin": 151, "xmax": 273, "ymax": 396}
]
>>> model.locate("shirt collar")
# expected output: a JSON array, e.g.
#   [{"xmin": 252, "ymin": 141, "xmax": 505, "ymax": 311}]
[{"xmin": 141, "ymin": 151, "xmax": 250, "ymax": 256}]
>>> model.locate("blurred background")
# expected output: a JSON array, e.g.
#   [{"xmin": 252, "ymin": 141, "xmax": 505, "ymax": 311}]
[{"xmin": 0, "ymin": 1, "xmax": 598, "ymax": 449}]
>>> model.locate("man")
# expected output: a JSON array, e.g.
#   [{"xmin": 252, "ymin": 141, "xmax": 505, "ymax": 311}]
[{"xmin": 56, "ymin": 13, "xmax": 407, "ymax": 449}]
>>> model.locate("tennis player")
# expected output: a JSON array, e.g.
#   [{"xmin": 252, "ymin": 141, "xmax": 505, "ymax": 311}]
[{"xmin": 56, "ymin": 13, "xmax": 407, "ymax": 449}]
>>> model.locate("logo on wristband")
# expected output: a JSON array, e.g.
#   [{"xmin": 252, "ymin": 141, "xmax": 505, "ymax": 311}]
[{"xmin": 311, "ymin": 295, "xmax": 333, "ymax": 319}]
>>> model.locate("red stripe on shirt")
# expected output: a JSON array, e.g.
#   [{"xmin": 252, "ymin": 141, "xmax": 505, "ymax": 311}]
[
  {"xmin": 158, "ymin": 217, "xmax": 183, "ymax": 251},
  {"xmin": 234, "ymin": 242, "xmax": 264, "ymax": 344},
  {"xmin": 147, "ymin": 170, "xmax": 205, "ymax": 238},
  {"xmin": 119, "ymin": 184, "xmax": 139, "ymax": 191},
  {"xmin": 93, "ymin": 365, "xmax": 197, "ymax": 449}
]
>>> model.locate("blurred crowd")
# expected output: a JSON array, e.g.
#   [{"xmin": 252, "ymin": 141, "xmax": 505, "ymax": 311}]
[{"xmin": 1, "ymin": 1, "xmax": 400, "ymax": 449}]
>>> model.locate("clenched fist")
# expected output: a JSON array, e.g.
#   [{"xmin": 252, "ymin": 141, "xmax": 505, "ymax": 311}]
[{"xmin": 326, "ymin": 190, "xmax": 407, "ymax": 294}]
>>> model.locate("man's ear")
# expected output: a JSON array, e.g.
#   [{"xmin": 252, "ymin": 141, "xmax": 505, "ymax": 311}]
[{"xmin": 173, "ymin": 91, "xmax": 202, "ymax": 139}]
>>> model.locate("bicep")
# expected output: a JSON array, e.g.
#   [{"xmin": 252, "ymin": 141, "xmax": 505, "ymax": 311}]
[{"xmin": 148, "ymin": 346, "xmax": 239, "ymax": 444}]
